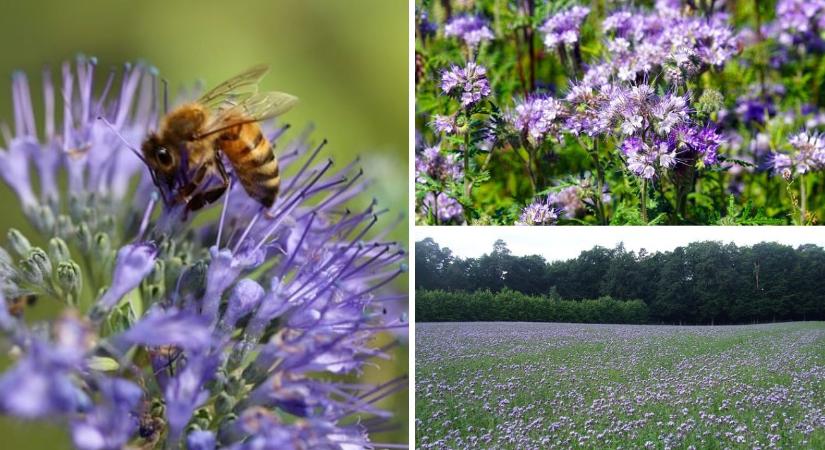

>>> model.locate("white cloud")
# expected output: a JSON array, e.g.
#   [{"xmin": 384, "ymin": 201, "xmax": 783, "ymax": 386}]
[{"xmin": 415, "ymin": 227, "xmax": 825, "ymax": 262}]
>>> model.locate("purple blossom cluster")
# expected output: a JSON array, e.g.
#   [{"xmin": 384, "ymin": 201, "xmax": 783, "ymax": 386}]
[
  {"xmin": 421, "ymin": 192, "xmax": 464, "ymax": 224},
  {"xmin": 509, "ymin": 95, "xmax": 566, "ymax": 145},
  {"xmin": 0, "ymin": 59, "xmax": 406, "ymax": 449},
  {"xmin": 540, "ymin": 6, "xmax": 590, "ymax": 48},
  {"xmin": 417, "ymin": 322, "xmax": 825, "ymax": 449},
  {"xmin": 415, "ymin": 144, "xmax": 463, "ymax": 183},
  {"xmin": 782, "ymin": 131, "xmax": 825, "ymax": 174},
  {"xmin": 767, "ymin": 0, "xmax": 825, "ymax": 50},
  {"xmin": 441, "ymin": 62, "xmax": 491, "ymax": 108},
  {"xmin": 444, "ymin": 15, "xmax": 494, "ymax": 47},
  {"xmin": 516, "ymin": 197, "xmax": 559, "ymax": 225},
  {"xmin": 593, "ymin": 2, "xmax": 738, "ymax": 84}
]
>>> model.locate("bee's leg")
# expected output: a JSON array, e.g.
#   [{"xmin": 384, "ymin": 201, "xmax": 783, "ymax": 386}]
[
  {"xmin": 175, "ymin": 163, "xmax": 210, "ymax": 204},
  {"xmin": 187, "ymin": 162, "xmax": 229, "ymax": 211}
]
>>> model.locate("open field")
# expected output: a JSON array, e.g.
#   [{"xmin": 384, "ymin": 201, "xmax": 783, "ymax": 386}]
[{"xmin": 416, "ymin": 322, "xmax": 825, "ymax": 449}]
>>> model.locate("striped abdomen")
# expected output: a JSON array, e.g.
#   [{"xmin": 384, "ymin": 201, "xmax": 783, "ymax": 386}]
[{"xmin": 218, "ymin": 122, "xmax": 280, "ymax": 208}]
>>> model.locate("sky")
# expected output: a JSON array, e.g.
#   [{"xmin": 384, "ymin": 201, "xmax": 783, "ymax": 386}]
[{"xmin": 416, "ymin": 227, "xmax": 825, "ymax": 262}]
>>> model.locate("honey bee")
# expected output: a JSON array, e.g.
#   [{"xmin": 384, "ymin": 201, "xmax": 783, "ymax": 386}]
[
  {"xmin": 5, "ymin": 294, "xmax": 37, "ymax": 318},
  {"xmin": 142, "ymin": 65, "xmax": 298, "ymax": 211}
]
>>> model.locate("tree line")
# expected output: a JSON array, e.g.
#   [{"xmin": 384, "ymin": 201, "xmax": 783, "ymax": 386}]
[{"xmin": 415, "ymin": 238, "xmax": 825, "ymax": 324}]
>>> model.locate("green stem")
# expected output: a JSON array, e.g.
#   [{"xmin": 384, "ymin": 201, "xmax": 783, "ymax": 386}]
[
  {"xmin": 591, "ymin": 140, "xmax": 607, "ymax": 225},
  {"xmin": 641, "ymin": 179, "xmax": 649, "ymax": 223},
  {"xmin": 800, "ymin": 173, "xmax": 807, "ymax": 224},
  {"xmin": 463, "ymin": 132, "xmax": 471, "ymax": 199},
  {"xmin": 463, "ymin": 131, "xmax": 472, "ymax": 223}
]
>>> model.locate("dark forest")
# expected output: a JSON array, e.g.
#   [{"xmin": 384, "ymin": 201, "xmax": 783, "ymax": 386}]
[{"xmin": 416, "ymin": 238, "xmax": 825, "ymax": 324}]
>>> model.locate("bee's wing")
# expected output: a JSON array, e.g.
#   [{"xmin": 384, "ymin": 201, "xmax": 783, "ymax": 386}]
[
  {"xmin": 198, "ymin": 64, "xmax": 270, "ymax": 108},
  {"xmin": 196, "ymin": 91, "xmax": 298, "ymax": 139}
]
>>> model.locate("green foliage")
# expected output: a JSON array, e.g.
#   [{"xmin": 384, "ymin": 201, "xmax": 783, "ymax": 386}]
[
  {"xmin": 416, "ymin": 289, "xmax": 650, "ymax": 324},
  {"xmin": 416, "ymin": 238, "xmax": 825, "ymax": 324}
]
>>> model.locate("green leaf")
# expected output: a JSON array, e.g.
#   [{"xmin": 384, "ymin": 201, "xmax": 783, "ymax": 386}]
[{"xmin": 87, "ymin": 356, "xmax": 120, "ymax": 372}]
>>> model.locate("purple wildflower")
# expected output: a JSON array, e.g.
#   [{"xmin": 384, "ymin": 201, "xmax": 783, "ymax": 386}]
[
  {"xmin": 431, "ymin": 113, "xmax": 457, "ymax": 134},
  {"xmin": 788, "ymin": 131, "xmax": 825, "ymax": 174},
  {"xmin": 540, "ymin": 6, "xmax": 590, "ymax": 48},
  {"xmin": 517, "ymin": 197, "xmax": 560, "ymax": 225},
  {"xmin": 444, "ymin": 15, "xmax": 494, "ymax": 46},
  {"xmin": 0, "ymin": 59, "xmax": 407, "ymax": 448},
  {"xmin": 416, "ymin": 144, "xmax": 463, "ymax": 184},
  {"xmin": 441, "ymin": 62, "xmax": 491, "ymax": 107},
  {"xmin": 548, "ymin": 186, "xmax": 585, "ymax": 218},
  {"xmin": 510, "ymin": 95, "xmax": 566, "ymax": 144},
  {"xmin": 422, "ymin": 192, "xmax": 464, "ymax": 224}
]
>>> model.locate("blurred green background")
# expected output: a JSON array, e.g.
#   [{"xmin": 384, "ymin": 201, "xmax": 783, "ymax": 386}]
[{"xmin": 0, "ymin": 0, "xmax": 409, "ymax": 447}]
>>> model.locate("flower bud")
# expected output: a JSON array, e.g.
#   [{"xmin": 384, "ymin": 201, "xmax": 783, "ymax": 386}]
[
  {"xmin": 49, "ymin": 237, "xmax": 71, "ymax": 263},
  {"xmin": 57, "ymin": 261, "xmax": 83, "ymax": 306},
  {"xmin": 76, "ymin": 223, "xmax": 93, "ymax": 254},
  {"xmin": 56, "ymin": 214, "xmax": 74, "ymax": 238},
  {"xmin": 20, "ymin": 247, "xmax": 51, "ymax": 285},
  {"xmin": 7, "ymin": 229, "xmax": 31, "ymax": 257},
  {"xmin": 698, "ymin": 89, "xmax": 723, "ymax": 116},
  {"xmin": 215, "ymin": 391, "xmax": 236, "ymax": 416},
  {"xmin": 33, "ymin": 205, "xmax": 56, "ymax": 233},
  {"xmin": 94, "ymin": 232, "xmax": 112, "ymax": 258}
]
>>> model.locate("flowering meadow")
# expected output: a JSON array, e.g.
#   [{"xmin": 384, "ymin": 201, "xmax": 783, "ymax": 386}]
[
  {"xmin": 416, "ymin": 321, "xmax": 825, "ymax": 448},
  {"xmin": 0, "ymin": 59, "xmax": 407, "ymax": 449},
  {"xmin": 415, "ymin": 0, "xmax": 825, "ymax": 225}
]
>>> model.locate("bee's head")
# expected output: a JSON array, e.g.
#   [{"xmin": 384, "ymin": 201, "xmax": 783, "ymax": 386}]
[{"xmin": 141, "ymin": 133, "xmax": 178, "ymax": 183}]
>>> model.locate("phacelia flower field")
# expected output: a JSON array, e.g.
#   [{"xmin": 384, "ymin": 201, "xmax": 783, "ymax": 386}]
[
  {"xmin": 415, "ymin": 0, "xmax": 825, "ymax": 225},
  {"xmin": 416, "ymin": 322, "xmax": 825, "ymax": 449}
]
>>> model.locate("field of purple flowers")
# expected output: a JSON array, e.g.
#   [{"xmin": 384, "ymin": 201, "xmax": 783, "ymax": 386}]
[
  {"xmin": 415, "ymin": 0, "xmax": 825, "ymax": 225},
  {"xmin": 416, "ymin": 322, "xmax": 825, "ymax": 449}
]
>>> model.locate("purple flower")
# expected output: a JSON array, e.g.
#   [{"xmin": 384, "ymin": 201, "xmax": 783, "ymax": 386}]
[
  {"xmin": 540, "ymin": 6, "xmax": 590, "ymax": 48},
  {"xmin": 517, "ymin": 197, "xmax": 560, "ymax": 225},
  {"xmin": 441, "ymin": 62, "xmax": 491, "ymax": 107},
  {"xmin": 788, "ymin": 131, "xmax": 825, "ymax": 173},
  {"xmin": 548, "ymin": 186, "xmax": 585, "ymax": 217},
  {"xmin": 221, "ymin": 278, "xmax": 265, "ymax": 331},
  {"xmin": 415, "ymin": 144, "xmax": 463, "ymax": 184},
  {"xmin": 445, "ymin": 15, "xmax": 494, "ymax": 46},
  {"xmin": 431, "ymin": 114, "xmax": 457, "ymax": 134},
  {"xmin": 0, "ymin": 59, "xmax": 407, "ymax": 449},
  {"xmin": 70, "ymin": 378, "xmax": 142, "ymax": 450},
  {"xmin": 422, "ymin": 192, "xmax": 464, "ymax": 223},
  {"xmin": 164, "ymin": 354, "xmax": 219, "ymax": 443},
  {"xmin": 510, "ymin": 95, "xmax": 566, "ymax": 144},
  {"xmin": 118, "ymin": 306, "xmax": 212, "ymax": 352},
  {"xmin": 187, "ymin": 430, "xmax": 216, "ymax": 450},
  {"xmin": 94, "ymin": 243, "xmax": 157, "ymax": 316},
  {"xmin": 652, "ymin": 93, "xmax": 689, "ymax": 135}
]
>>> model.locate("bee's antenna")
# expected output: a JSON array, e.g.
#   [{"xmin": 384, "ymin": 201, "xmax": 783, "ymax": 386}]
[
  {"xmin": 97, "ymin": 116, "xmax": 147, "ymax": 164},
  {"xmin": 161, "ymin": 78, "xmax": 169, "ymax": 115}
]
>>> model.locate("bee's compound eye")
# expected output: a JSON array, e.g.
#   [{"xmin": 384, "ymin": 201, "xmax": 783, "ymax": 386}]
[{"xmin": 156, "ymin": 147, "xmax": 173, "ymax": 166}]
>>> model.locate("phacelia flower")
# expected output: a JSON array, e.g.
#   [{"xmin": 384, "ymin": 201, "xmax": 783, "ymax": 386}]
[
  {"xmin": 415, "ymin": 144, "xmax": 463, "ymax": 184},
  {"xmin": 421, "ymin": 192, "xmax": 464, "ymax": 224},
  {"xmin": 510, "ymin": 95, "xmax": 566, "ymax": 145},
  {"xmin": 0, "ymin": 58, "xmax": 407, "ymax": 449},
  {"xmin": 516, "ymin": 197, "xmax": 560, "ymax": 225},
  {"xmin": 788, "ymin": 131, "xmax": 825, "ymax": 173},
  {"xmin": 441, "ymin": 62, "xmax": 491, "ymax": 108},
  {"xmin": 444, "ymin": 15, "xmax": 494, "ymax": 46},
  {"xmin": 431, "ymin": 114, "xmax": 457, "ymax": 135},
  {"xmin": 540, "ymin": 6, "xmax": 590, "ymax": 48}
]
